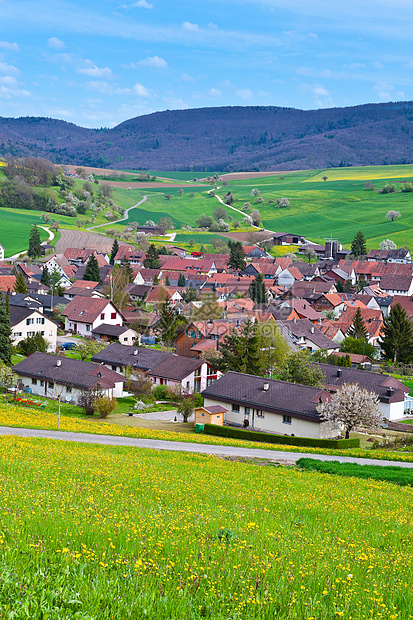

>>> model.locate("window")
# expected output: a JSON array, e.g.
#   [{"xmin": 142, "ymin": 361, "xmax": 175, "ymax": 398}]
[
  {"xmin": 26, "ymin": 318, "xmax": 34, "ymax": 325},
  {"xmin": 36, "ymin": 317, "xmax": 45, "ymax": 324},
  {"xmin": 67, "ymin": 386, "xmax": 72, "ymax": 393},
  {"xmin": 48, "ymin": 382, "xmax": 54, "ymax": 389},
  {"xmin": 123, "ymin": 337, "xmax": 128, "ymax": 342},
  {"xmin": 13, "ymin": 332, "xmax": 22, "ymax": 337},
  {"xmin": 112, "ymin": 365, "xmax": 117, "ymax": 371},
  {"xmin": 232, "ymin": 404, "xmax": 240, "ymax": 412},
  {"xmin": 111, "ymin": 312, "xmax": 116, "ymax": 319},
  {"xmin": 27, "ymin": 331, "xmax": 35, "ymax": 337},
  {"xmin": 40, "ymin": 380, "xmax": 44, "ymax": 387},
  {"xmin": 31, "ymin": 378, "xmax": 37, "ymax": 385},
  {"xmin": 194, "ymin": 368, "xmax": 201, "ymax": 377},
  {"xmin": 86, "ymin": 325, "xmax": 90, "ymax": 331},
  {"xmin": 100, "ymin": 313, "xmax": 105, "ymax": 320},
  {"xmin": 40, "ymin": 331, "xmax": 45, "ymax": 336},
  {"xmin": 283, "ymin": 415, "xmax": 292, "ymax": 425},
  {"xmin": 186, "ymin": 329, "xmax": 197, "ymax": 338},
  {"xmin": 207, "ymin": 366, "xmax": 215, "ymax": 376},
  {"xmin": 186, "ymin": 381, "xmax": 190, "ymax": 389},
  {"xmin": 245, "ymin": 407, "xmax": 250, "ymax": 415},
  {"xmin": 257, "ymin": 410, "xmax": 265, "ymax": 418},
  {"xmin": 206, "ymin": 377, "xmax": 216, "ymax": 387}
]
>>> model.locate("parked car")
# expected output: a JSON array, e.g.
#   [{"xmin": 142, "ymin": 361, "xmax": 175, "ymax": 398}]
[{"xmin": 61, "ymin": 342, "xmax": 77, "ymax": 350}]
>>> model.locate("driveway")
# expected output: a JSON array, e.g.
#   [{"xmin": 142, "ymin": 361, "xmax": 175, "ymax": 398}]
[{"xmin": 1, "ymin": 427, "xmax": 412, "ymax": 468}]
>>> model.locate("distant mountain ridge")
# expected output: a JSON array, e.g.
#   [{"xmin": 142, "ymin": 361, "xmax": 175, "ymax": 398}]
[{"xmin": 1, "ymin": 102, "xmax": 413, "ymax": 172}]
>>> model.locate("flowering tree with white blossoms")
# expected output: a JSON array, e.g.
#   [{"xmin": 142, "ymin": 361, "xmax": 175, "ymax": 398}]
[{"xmin": 317, "ymin": 383, "xmax": 383, "ymax": 439}]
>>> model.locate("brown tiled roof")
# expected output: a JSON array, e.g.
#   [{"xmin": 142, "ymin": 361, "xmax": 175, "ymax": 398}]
[
  {"xmin": 91, "ymin": 342, "xmax": 173, "ymax": 370},
  {"xmin": 0, "ymin": 275, "xmax": 16, "ymax": 292},
  {"xmin": 149, "ymin": 356, "xmax": 204, "ymax": 381}
]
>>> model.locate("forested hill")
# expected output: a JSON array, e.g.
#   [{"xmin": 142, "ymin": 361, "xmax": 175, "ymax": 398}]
[{"xmin": 1, "ymin": 101, "xmax": 413, "ymax": 172}]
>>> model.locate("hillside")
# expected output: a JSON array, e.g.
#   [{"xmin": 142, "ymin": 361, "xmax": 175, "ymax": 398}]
[{"xmin": 2, "ymin": 101, "xmax": 413, "ymax": 171}]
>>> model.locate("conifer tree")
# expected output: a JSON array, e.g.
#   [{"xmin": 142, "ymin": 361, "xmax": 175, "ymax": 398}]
[
  {"xmin": 228, "ymin": 240, "xmax": 246, "ymax": 272},
  {"xmin": 28, "ymin": 224, "xmax": 42, "ymax": 258},
  {"xmin": 177, "ymin": 273, "xmax": 186, "ymax": 287},
  {"xmin": 14, "ymin": 271, "xmax": 28, "ymax": 294},
  {"xmin": 143, "ymin": 244, "xmax": 161, "ymax": 269},
  {"xmin": 248, "ymin": 272, "xmax": 267, "ymax": 304},
  {"xmin": 110, "ymin": 239, "xmax": 119, "ymax": 265},
  {"xmin": 348, "ymin": 307, "xmax": 369, "ymax": 340},
  {"xmin": 83, "ymin": 254, "xmax": 101, "ymax": 282},
  {"xmin": 164, "ymin": 275, "xmax": 170, "ymax": 286},
  {"xmin": 120, "ymin": 256, "xmax": 134, "ymax": 283},
  {"xmin": 379, "ymin": 303, "xmax": 413, "ymax": 363},
  {"xmin": 40, "ymin": 267, "xmax": 50, "ymax": 287},
  {"xmin": 351, "ymin": 230, "xmax": 367, "ymax": 258},
  {"xmin": 215, "ymin": 318, "xmax": 263, "ymax": 375},
  {"xmin": 0, "ymin": 297, "xmax": 12, "ymax": 365}
]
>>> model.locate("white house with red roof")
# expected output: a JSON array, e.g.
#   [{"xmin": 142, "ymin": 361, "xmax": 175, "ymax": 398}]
[{"xmin": 62, "ymin": 297, "xmax": 124, "ymax": 337}]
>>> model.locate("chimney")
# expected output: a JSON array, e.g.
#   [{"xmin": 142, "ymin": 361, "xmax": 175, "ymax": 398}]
[
  {"xmin": 310, "ymin": 326, "xmax": 315, "ymax": 334},
  {"xmin": 133, "ymin": 349, "xmax": 138, "ymax": 356},
  {"xmin": 293, "ymin": 317, "xmax": 297, "ymax": 323},
  {"xmin": 263, "ymin": 382, "xmax": 269, "ymax": 391},
  {"xmin": 387, "ymin": 387, "xmax": 394, "ymax": 397},
  {"xmin": 56, "ymin": 359, "xmax": 62, "ymax": 367},
  {"xmin": 337, "ymin": 368, "xmax": 342, "ymax": 377}
]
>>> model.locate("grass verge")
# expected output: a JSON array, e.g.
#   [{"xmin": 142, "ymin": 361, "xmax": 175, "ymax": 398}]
[{"xmin": 297, "ymin": 457, "xmax": 413, "ymax": 486}]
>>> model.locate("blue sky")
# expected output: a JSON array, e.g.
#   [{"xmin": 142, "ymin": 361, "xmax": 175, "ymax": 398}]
[{"xmin": 1, "ymin": 0, "xmax": 413, "ymax": 128}]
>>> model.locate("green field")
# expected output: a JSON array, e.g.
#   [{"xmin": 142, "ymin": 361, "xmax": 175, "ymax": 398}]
[
  {"xmin": 126, "ymin": 170, "xmax": 215, "ymax": 181},
  {"xmin": 216, "ymin": 166, "xmax": 413, "ymax": 247},
  {"xmin": 0, "ymin": 435, "xmax": 412, "ymax": 619},
  {"xmin": 0, "ymin": 210, "xmax": 49, "ymax": 257}
]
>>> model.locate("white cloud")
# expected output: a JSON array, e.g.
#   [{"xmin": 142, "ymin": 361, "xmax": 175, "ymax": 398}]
[
  {"xmin": 163, "ymin": 93, "xmax": 188, "ymax": 109},
  {"xmin": 134, "ymin": 82, "xmax": 151, "ymax": 97},
  {"xmin": 347, "ymin": 63, "xmax": 366, "ymax": 70},
  {"xmin": 0, "ymin": 75, "xmax": 30, "ymax": 99},
  {"xmin": 0, "ymin": 61, "xmax": 19, "ymax": 75},
  {"xmin": 373, "ymin": 81, "xmax": 394, "ymax": 100},
  {"xmin": 308, "ymin": 32, "xmax": 318, "ymax": 38},
  {"xmin": 138, "ymin": 56, "xmax": 167, "ymax": 69},
  {"xmin": 182, "ymin": 21, "xmax": 200, "ymax": 33},
  {"xmin": 237, "ymin": 87, "xmax": 253, "ymax": 101},
  {"xmin": 87, "ymin": 81, "xmax": 131, "ymax": 95},
  {"xmin": 372, "ymin": 61, "xmax": 384, "ymax": 69},
  {"xmin": 181, "ymin": 73, "xmax": 194, "ymax": 82},
  {"xmin": 208, "ymin": 88, "xmax": 221, "ymax": 97},
  {"xmin": 133, "ymin": 0, "xmax": 153, "ymax": 7},
  {"xmin": 208, "ymin": 23, "xmax": 218, "ymax": 29},
  {"xmin": 48, "ymin": 37, "xmax": 65, "ymax": 49},
  {"xmin": 77, "ymin": 61, "xmax": 113, "ymax": 78},
  {"xmin": 0, "ymin": 41, "xmax": 19, "ymax": 51},
  {"xmin": 311, "ymin": 84, "xmax": 330, "ymax": 97}
]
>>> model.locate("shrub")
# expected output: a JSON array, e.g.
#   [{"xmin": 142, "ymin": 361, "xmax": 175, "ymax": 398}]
[
  {"xmin": 153, "ymin": 385, "xmax": 168, "ymax": 400},
  {"xmin": 203, "ymin": 424, "xmax": 360, "ymax": 449},
  {"xmin": 94, "ymin": 395, "xmax": 117, "ymax": 418},
  {"xmin": 297, "ymin": 458, "xmax": 413, "ymax": 486}
]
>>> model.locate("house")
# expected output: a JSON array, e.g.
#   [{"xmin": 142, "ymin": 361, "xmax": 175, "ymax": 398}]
[
  {"xmin": 194, "ymin": 405, "xmax": 226, "ymax": 426},
  {"xmin": 334, "ymin": 306, "xmax": 384, "ymax": 346},
  {"xmin": 10, "ymin": 305, "xmax": 57, "ymax": 351},
  {"xmin": 201, "ymin": 371, "xmax": 337, "ymax": 439},
  {"xmin": 277, "ymin": 318, "xmax": 340, "ymax": 354},
  {"xmin": 277, "ymin": 266, "xmax": 306, "ymax": 289},
  {"xmin": 92, "ymin": 324, "xmax": 138, "ymax": 346},
  {"xmin": 272, "ymin": 232, "xmax": 306, "ymax": 246},
  {"xmin": 366, "ymin": 248, "xmax": 411, "ymax": 264},
  {"xmin": 91, "ymin": 342, "xmax": 219, "ymax": 392},
  {"xmin": 63, "ymin": 280, "xmax": 102, "ymax": 300},
  {"xmin": 176, "ymin": 320, "xmax": 234, "ymax": 357},
  {"xmin": 315, "ymin": 363, "xmax": 411, "ymax": 421},
  {"xmin": 0, "ymin": 243, "xmax": 4, "ymax": 261},
  {"xmin": 328, "ymin": 351, "xmax": 374, "ymax": 368},
  {"xmin": 62, "ymin": 297, "xmax": 124, "ymax": 337},
  {"xmin": 378, "ymin": 274, "xmax": 413, "ymax": 297},
  {"xmin": 13, "ymin": 352, "xmax": 124, "ymax": 401},
  {"xmin": 0, "ymin": 275, "xmax": 16, "ymax": 292}
]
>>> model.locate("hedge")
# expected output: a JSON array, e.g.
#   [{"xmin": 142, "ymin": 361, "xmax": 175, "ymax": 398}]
[
  {"xmin": 202, "ymin": 424, "xmax": 360, "ymax": 449},
  {"xmin": 297, "ymin": 458, "xmax": 413, "ymax": 486}
]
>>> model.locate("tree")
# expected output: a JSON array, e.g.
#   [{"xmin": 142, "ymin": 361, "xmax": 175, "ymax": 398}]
[
  {"xmin": 17, "ymin": 332, "xmax": 48, "ymax": 356},
  {"xmin": 157, "ymin": 297, "xmax": 185, "ymax": 347},
  {"xmin": 143, "ymin": 244, "xmax": 161, "ymax": 269},
  {"xmin": 278, "ymin": 350, "xmax": 325, "ymax": 387},
  {"xmin": 228, "ymin": 240, "xmax": 246, "ymax": 272},
  {"xmin": 14, "ymin": 271, "xmax": 28, "ymax": 294},
  {"xmin": 213, "ymin": 205, "xmax": 227, "ymax": 221},
  {"xmin": 0, "ymin": 362, "xmax": 18, "ymax": 394},
  {"xmin": 0, "ymin": 298, "xmax": 12, "ymax": 365},
  {"xmin": 248, "ymin": 272, "xmax": 267, "ymax": 304},
  {"xmin": 125, "ymin": 366, "xmax": 152, "ymax": 397},
  {"xmin": 276, "ymin": 197, "xmax": 291, "ymax": 208},
  {"xmin": 195, "ymin": 214, "xmax": 214, "ymax": 229},
  {"xmin": 250, "ymin": 209, "xmax": 261, "ymax": 226},
  {"xmin": 379, "ymin": 239, "xmax": 397, "ymax": 250},
  {"xmin": 177, "ymin": 273, "xmax": 186, "ymax": 287},
  {"xmin": 250, "ymin": 188, "xmax": 261, "ymax": 197},
  {"xmin": 379, "ymin": 302, "xmax": 413, "ymax": 363},
  {"xmin": 256, "ymin": 322, "xmax": 289, "ymax": 375},
  {"xmin": 176, "ymin": 392, "xmax": 198, "ymax": 423},
  {"xmin": 110, "ymin": 239, "xmax": 119, "ymax": 265},
  {"xmin": 302, "ymin": 247, "xmax": 317, "ymax": 263},
  {"xmin": 386, "ymin": 210, "xmax": 401, "ymax": 222},
  {"xmin": 340, "ymin": 336, "xmax": 377, "ymax": 359},
  {"xmin": 77, "ymin": 386, "xmax": 102, "ymax": 416},
  {"xmin": 322, "ymin": 176, "xmax": 328, "ymax": 182},
  {"xmin": 164, "ymin": 194, "xmax": 172, "ymax": 200},
  {"xmin": 40, "ymin": 267, "xmax": 50, "ymax": 287},
  {"xmin": 120, "ymin": 256, "xmax": 134, "ymax": 283},
  {"xmin": 317, "ymin": 383, "xmax": 382, "ymax": 439},
  {"xmin": 83, "ymin": 254, "xmax": 101, "ymax": 282},
  {"xmin": 28, "ymin": 224, "xmax": 42, "ymax": 258},
  {"xmin": 76, "ymin": 339, "xmax": 107, "ymax": 361},
  {"xmin": 351, "ymin": 230, "xmax": 367, "ymax": 258},
  {"xmin": 348, "ymin": 307, "xmax": 369, "ymax": 340},
  {"xmin": 215, "ymin": 318, "xmax": 264, "ymax": 376}
]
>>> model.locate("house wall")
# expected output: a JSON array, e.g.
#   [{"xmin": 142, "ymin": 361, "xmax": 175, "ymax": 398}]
[
  {"xmin": 380, "ymin": 399, "xmax": 405, "ymax": 421},
  {"xmin": 203, "ymin": 397, "xmax": 334, "ymax": 439},
  {"xmin": 65, "ymin": 302, "xmax": 123, "ymax": 336},
  {"xmin": 194, "ymin": 409, "xmax": 224, "ymax": 425},
  {"xmin": 150, "ymin": 365, "xmax": 219, "ymax": 393},
  {"xmin": 17, "ymin": 376, "xmax": 123, "ymax": 401},
  {"xmin": 12, "ymin": 313, "xmax": 57, "ymax": 352},
  {"xmin": 277, "ymin": 271, "xmax": 296, "ymax": 289}
]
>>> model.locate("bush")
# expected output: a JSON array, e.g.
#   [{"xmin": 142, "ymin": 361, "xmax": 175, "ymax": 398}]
[
  {"xmin": 153, "ymin": 385, "xmax": 169, "ymax": 400},
  {"xmin": 203, "ymin": 425, "xmax": 360, "ymax": 449},
  {"xmin": 94, "ymin": 395, "xmax": 117, "ymax": 418}
]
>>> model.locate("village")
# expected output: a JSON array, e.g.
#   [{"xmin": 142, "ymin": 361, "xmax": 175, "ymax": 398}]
[{"xmin": 0, "ymin": 225, "xmax": 412, "ymax": 443}]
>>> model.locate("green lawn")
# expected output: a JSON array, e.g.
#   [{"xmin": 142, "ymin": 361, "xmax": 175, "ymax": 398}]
[
  {"xmin": 0, "ymin": 435, "xmax": 412, "ymax": 619},
  {"xmin": 0, "ymin": 210, "xmax": 49, "ymax": 256}
]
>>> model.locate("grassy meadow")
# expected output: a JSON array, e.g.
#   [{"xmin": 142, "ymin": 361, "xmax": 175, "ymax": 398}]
[
  {"xmin": 0, "ymin": 209, "xmax": 49, "ymax": 256},
  {"xmin": 0, "ymin": 434, "xmax": 412, "ymax": 619}
]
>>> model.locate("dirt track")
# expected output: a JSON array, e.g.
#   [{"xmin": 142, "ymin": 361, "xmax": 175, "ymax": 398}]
[{"xmin": 55, "ymin": 229, "xmax": 130, "ymax": 254}]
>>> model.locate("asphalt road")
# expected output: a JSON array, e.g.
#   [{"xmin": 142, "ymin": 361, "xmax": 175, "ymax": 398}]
[{"xmin": 1, "ymin": 427, "xmax": 413, "ymax": 467}]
